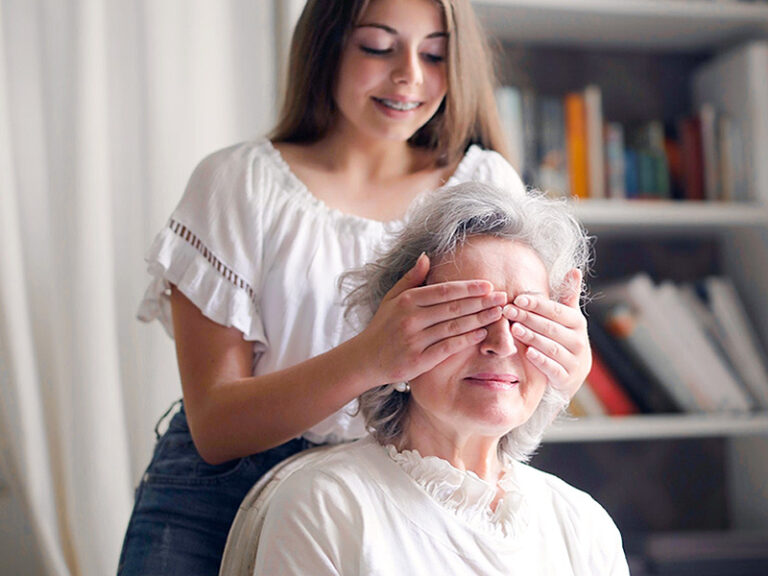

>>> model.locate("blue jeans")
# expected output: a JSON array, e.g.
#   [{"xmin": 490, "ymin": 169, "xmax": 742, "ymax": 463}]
[{"xmin": 117, "ymin": 402, "xmax": 315, "ymax": 575}]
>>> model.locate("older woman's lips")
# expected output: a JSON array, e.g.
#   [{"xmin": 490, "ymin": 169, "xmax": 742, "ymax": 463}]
[{"xmin": 464, "ymin": 373, "xmax": 519, "ymax": 391}]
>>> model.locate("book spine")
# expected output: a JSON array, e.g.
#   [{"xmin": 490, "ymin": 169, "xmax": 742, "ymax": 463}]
[
  {"xmin": 588, "ymin": 319, "xmax": 681, "ymax": 414},
  {"xmin": 587, "ymin": 350, "xmax": 640, "ymax": 415},
  {"xmin": 679, "ymin": 116, "xmax": 705, "ymax": 200},
  {"xmin": 605, "ymin": 122, "xmax": 626, "ymax": 199},
  {"xmin": 585, "ymin": 84, "xmax": 606, "ymax": 199},
  {"xmin": 603, "ymin": 304, "xmax": 703, "ymax": 413},
  {"xmin": 699, "ymin": 103, "xmax": 721, "ymax": 200},
  {"xmin": 565, "ymin": 92, "xmax": 590, "ymax": 199}
]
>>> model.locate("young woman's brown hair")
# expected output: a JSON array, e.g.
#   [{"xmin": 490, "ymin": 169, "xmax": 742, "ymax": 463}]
[{"xmin": 270, "ymin": 0, "xmax": 510, "ymax": 166}]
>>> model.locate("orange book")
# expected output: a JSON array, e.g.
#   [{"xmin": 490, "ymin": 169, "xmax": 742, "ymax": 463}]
[
  {"xmin": 565, "ymin": 92, "xmax": 590, "ymax": 199},
  {"xmin": 586, "ymin": 349, "xmax": 639, "ymax": 416}
]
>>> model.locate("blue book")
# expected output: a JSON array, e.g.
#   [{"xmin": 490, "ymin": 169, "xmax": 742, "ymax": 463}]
[{"xmin": 624, "ymin": 149, "xmax": 640, "ymax": 198}]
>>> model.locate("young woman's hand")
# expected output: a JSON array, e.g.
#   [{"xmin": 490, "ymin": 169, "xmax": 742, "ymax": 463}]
[
  {"xmin": 356, "ymin": 253, "xmax": 507, "ymax": 386},
  {"xmin": 502, "ymin": 269, "xmax": 590, "ymax": 398}
]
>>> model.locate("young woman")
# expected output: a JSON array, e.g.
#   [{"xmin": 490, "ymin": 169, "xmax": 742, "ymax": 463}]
[{"xmin": 118, "ymin": 0, "xmax": 592, "ymax": 574}]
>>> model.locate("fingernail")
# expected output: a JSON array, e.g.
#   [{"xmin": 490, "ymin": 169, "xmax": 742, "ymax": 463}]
[
  {"xmin": 503, "ymin": 305, "xmax": 518, "ymax": 318},
  {"xmin": 515, "ymin": 296, "xmax": 530, "ymax": 307},
  {"xmin": 512, "ymin": 323, "xmax": 526, "ymax": 337},
  {"xmin": 491, "ymin": 291, "xmax": 507, "ymax": 304},
  {"xmin": 474, "ymin": 328, "xmax": 487, "ymax": 339}
]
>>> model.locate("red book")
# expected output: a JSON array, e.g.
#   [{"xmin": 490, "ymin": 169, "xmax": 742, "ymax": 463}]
[
  {"xmin": 586, "ymin": 349, "xmax": 640, "ymax": 416},
  {"xmin": 679, "ymin": 116, "xmax": 704, "ymax": 201}
]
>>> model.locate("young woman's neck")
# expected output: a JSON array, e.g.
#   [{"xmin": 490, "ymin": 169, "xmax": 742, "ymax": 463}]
[{"xmin": 317, "ymin": 125, "xmax": 434, "ymax": 182}]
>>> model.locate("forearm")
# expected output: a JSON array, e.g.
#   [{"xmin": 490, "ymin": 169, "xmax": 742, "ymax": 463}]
[{"xmin": 185, "ymin": 333, "xmax": 378, "ymax": 463}]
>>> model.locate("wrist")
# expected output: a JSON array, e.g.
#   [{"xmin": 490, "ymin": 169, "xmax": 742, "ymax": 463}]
[{"xmin": 341, "ymin": 331, "xmax": 389, "ymax": 393}]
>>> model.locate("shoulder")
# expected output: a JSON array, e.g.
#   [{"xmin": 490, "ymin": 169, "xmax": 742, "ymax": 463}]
[
  {"xmin": 185, "ymin": 138, "xmax": 287, "ymax": 198},
  {"xmin": 277, "ymin": 439, "xmax": 383, "ymax": 487},
  {"xmin": 262, "ymin": 441, "xmax": 384, "ymax": 526},
  {"xmin": 451, "ymin": 145, "xmax": 526, "ymax": 196},
  {"xmin": 516, "ymin": 463, "xmax": 622, "ymax": 540},
  {"xmin": 516, "ymin": 463, "xmax": 628, "ymax": 568},
  {"xmin": 173, "ymin": 138, "xmax": 302, "ymax": 235}
]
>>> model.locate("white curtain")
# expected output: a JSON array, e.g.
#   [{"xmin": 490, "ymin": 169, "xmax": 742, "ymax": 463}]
[{"xmin": 0, "ymin": 1, "xmax": 284, "ymax": 574}]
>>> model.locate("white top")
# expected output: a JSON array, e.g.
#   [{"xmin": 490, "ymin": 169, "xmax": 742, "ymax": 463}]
[
  {"xmin": 137, "ymin": 139, "xmax": 525, "ymax": 443},
  {"xmin": 252, "ymin": 437, "xmax": 630, "ymax": 575}
]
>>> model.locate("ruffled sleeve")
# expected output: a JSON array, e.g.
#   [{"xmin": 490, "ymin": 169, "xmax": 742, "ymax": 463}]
[{"xmin": 137, "ymin": 141, "xmax": 270, "ymax": 346}]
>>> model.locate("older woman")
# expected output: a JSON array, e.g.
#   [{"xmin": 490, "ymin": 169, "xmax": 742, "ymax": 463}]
[{"xmin": 247, "ymin": 182, "xmax": 629, "ymax": 575}]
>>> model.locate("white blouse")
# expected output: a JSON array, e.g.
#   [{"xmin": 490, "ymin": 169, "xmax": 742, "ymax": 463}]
[
  {"xmin": 137, "ymin": 139, "xmax": 525, "ymax": 443},
  {"xmin": 252, "ymin": 437, "xmax": 630, "ymax": 575}
]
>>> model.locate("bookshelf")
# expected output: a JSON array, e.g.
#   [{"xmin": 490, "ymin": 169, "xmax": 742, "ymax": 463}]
[
  {"xmin": 474, "ymin": 0, "xmax": 768, "ymax": 51},
  {"xmin": 546, "ymin": 412, "xmax": 768, "ymax": 443},
  {"xmin": 575, "ymin": 199, "xmax": 768, "ymax": 230},
  {"xmin": 475, "ymin": 0, "xmax": 768, "ymax": 563}
]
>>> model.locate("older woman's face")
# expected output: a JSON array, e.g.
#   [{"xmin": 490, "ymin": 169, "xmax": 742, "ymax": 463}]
[{"xmin": 408, "ymin": 236, "xmax": 550, "ymax": 441}]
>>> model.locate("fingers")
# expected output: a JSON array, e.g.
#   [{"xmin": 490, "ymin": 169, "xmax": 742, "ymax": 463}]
[
  {"xmin": 406, "ymin": 279, "xmax": 496, "ymax": 307},
  {"xmin": 503, "ymin": 298, "xmax": 583, "ymax": 353},
  {"xmin": 420, "ymin": 327, "xmax": 488, "ymax": 368},
  {"xmin": 421, "ymin": 304, "xmax": 503, "ymax": 346},
  {"xmin": 503, "ymin": 277, "xmax": 590, "ymax": 397},
  {"xmin": 381, "ymin": 253, "xmax": 431, "ymax": 303}
]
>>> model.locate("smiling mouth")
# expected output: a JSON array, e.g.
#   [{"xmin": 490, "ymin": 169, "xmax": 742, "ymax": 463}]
[
  {"xmin": 373, "ymin": 97, "xmax": 422, "ymax": 111},
  {"xmin": 465, "ymin": 373, "xmax": 520, "ymax": 391}
]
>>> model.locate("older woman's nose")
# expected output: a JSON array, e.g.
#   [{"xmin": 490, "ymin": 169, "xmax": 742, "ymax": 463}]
[{"xmin": 480, "ymin": 317, "xmax": 518, "ymax": 357}]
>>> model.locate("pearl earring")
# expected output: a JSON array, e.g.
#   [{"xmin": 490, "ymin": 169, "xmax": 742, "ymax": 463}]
[{"xmin": 393, "ymin": 381, "xmax": 411, "ymax": 393}]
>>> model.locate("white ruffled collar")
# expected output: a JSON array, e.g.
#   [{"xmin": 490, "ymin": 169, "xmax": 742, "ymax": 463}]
[{"xmin": 384, "ymin": 444, "xmax": 530, "ymax": 539}]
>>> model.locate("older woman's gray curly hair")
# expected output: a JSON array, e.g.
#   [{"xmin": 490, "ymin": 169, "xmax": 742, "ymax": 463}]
[{"xmin": 343, "ymin": 181, "xmax": 592, "ymax": 462}]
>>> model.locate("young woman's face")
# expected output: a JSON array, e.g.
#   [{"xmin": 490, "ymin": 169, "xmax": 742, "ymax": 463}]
[
  {"xmin": 407, "ymin": 237, "xmax": 551, "ymax": 442},
  {"xmin": 334, "ymin": 0, "xmax": 448, "ymax": 143}
]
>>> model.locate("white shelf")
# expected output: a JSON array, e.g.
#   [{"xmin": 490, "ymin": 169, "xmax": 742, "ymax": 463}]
[
  {"xmin": 571, "ymin": 199, "xmax": 768, "ymax": 231},
  {"xmin": 545, "ymin": 412, "xmax": 768, "ymax": 442},
  {"xmin": 473, "ymin": 0, "xmax": 768, "ymax": 51}
]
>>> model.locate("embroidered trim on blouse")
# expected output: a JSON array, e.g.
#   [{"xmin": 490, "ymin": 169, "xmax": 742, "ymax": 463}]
[{"xmin": 169, "ymin": 218, "xmax": 257, "ymax": 305}]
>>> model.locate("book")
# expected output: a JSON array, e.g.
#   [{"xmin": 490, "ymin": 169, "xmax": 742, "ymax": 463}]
[
  {"xmin": 599, "ymin": 274, "xmax": 726, "ymax": 412},
  {"xmin": 703, "ymin": 276, "xmax": 768, "ymax": 409},
  {"xmin": 586, "ymin": 349, "xmax": 639, "ymax": 415},
  {"xmin": 585, "ymin": 84, "xmax": 606, "ymax": 199},
  {"xmin": 699, "ymin": 103, "xmax": 721, "ymax": 200},
  {"xmin": 605, "ymin": 122, "xmax": 626, "ymax": 199},
  {"xmin": 495, "ymin": 86, "xmax": 525, "ymax": 176},
  {"xmin": 664, "ymin": 130, "xmax": 686, "ymax": 200},
  {"xmin": 624, "ymin": 149, "xmax": 640, "ymax": 198},
  {"xmin": 521, "ymin": 89, "xmax": 539, "ymax": 185},
  {"xmin": 693, "ymin": 40, "xmax": 768, "ymax": 204},
  {"xmin": 565, "ymin": 91, "xmax": 590, "ymax": 199},
  {"xmin": 571, "ymin": 381, "xmax": 608, "ymax": 417},
  {"xmin": 566, "ymin": 394, "xmax": 590, "ymax": 418},
  {"xmin": 638, "ymin": 150, "xmax": 658, "ymax": 198},
  {"xmin": 678, "ymin": 115, "xmax": 705, "ymax": 200},
  {"xmin": 599, "ymin": 301, "xmax": 702, "ymax": 413},
  {"xmin": 587, "ymin": 316, "xmax": 681, "ymax": 414},
  {"xmin": 537, "ymin": 95, "xmax": 569, "ymax": 198},
  {"xmin": 633, "ymin": 121, "xmax": 671, "ymax": 199},
  {"xmin": 717, "ymin": 113, "xmax": 749, "ymax": 202},
  {"xmin": 656, "ymin": 281, "xmax": 753, "ymax": 412}
]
